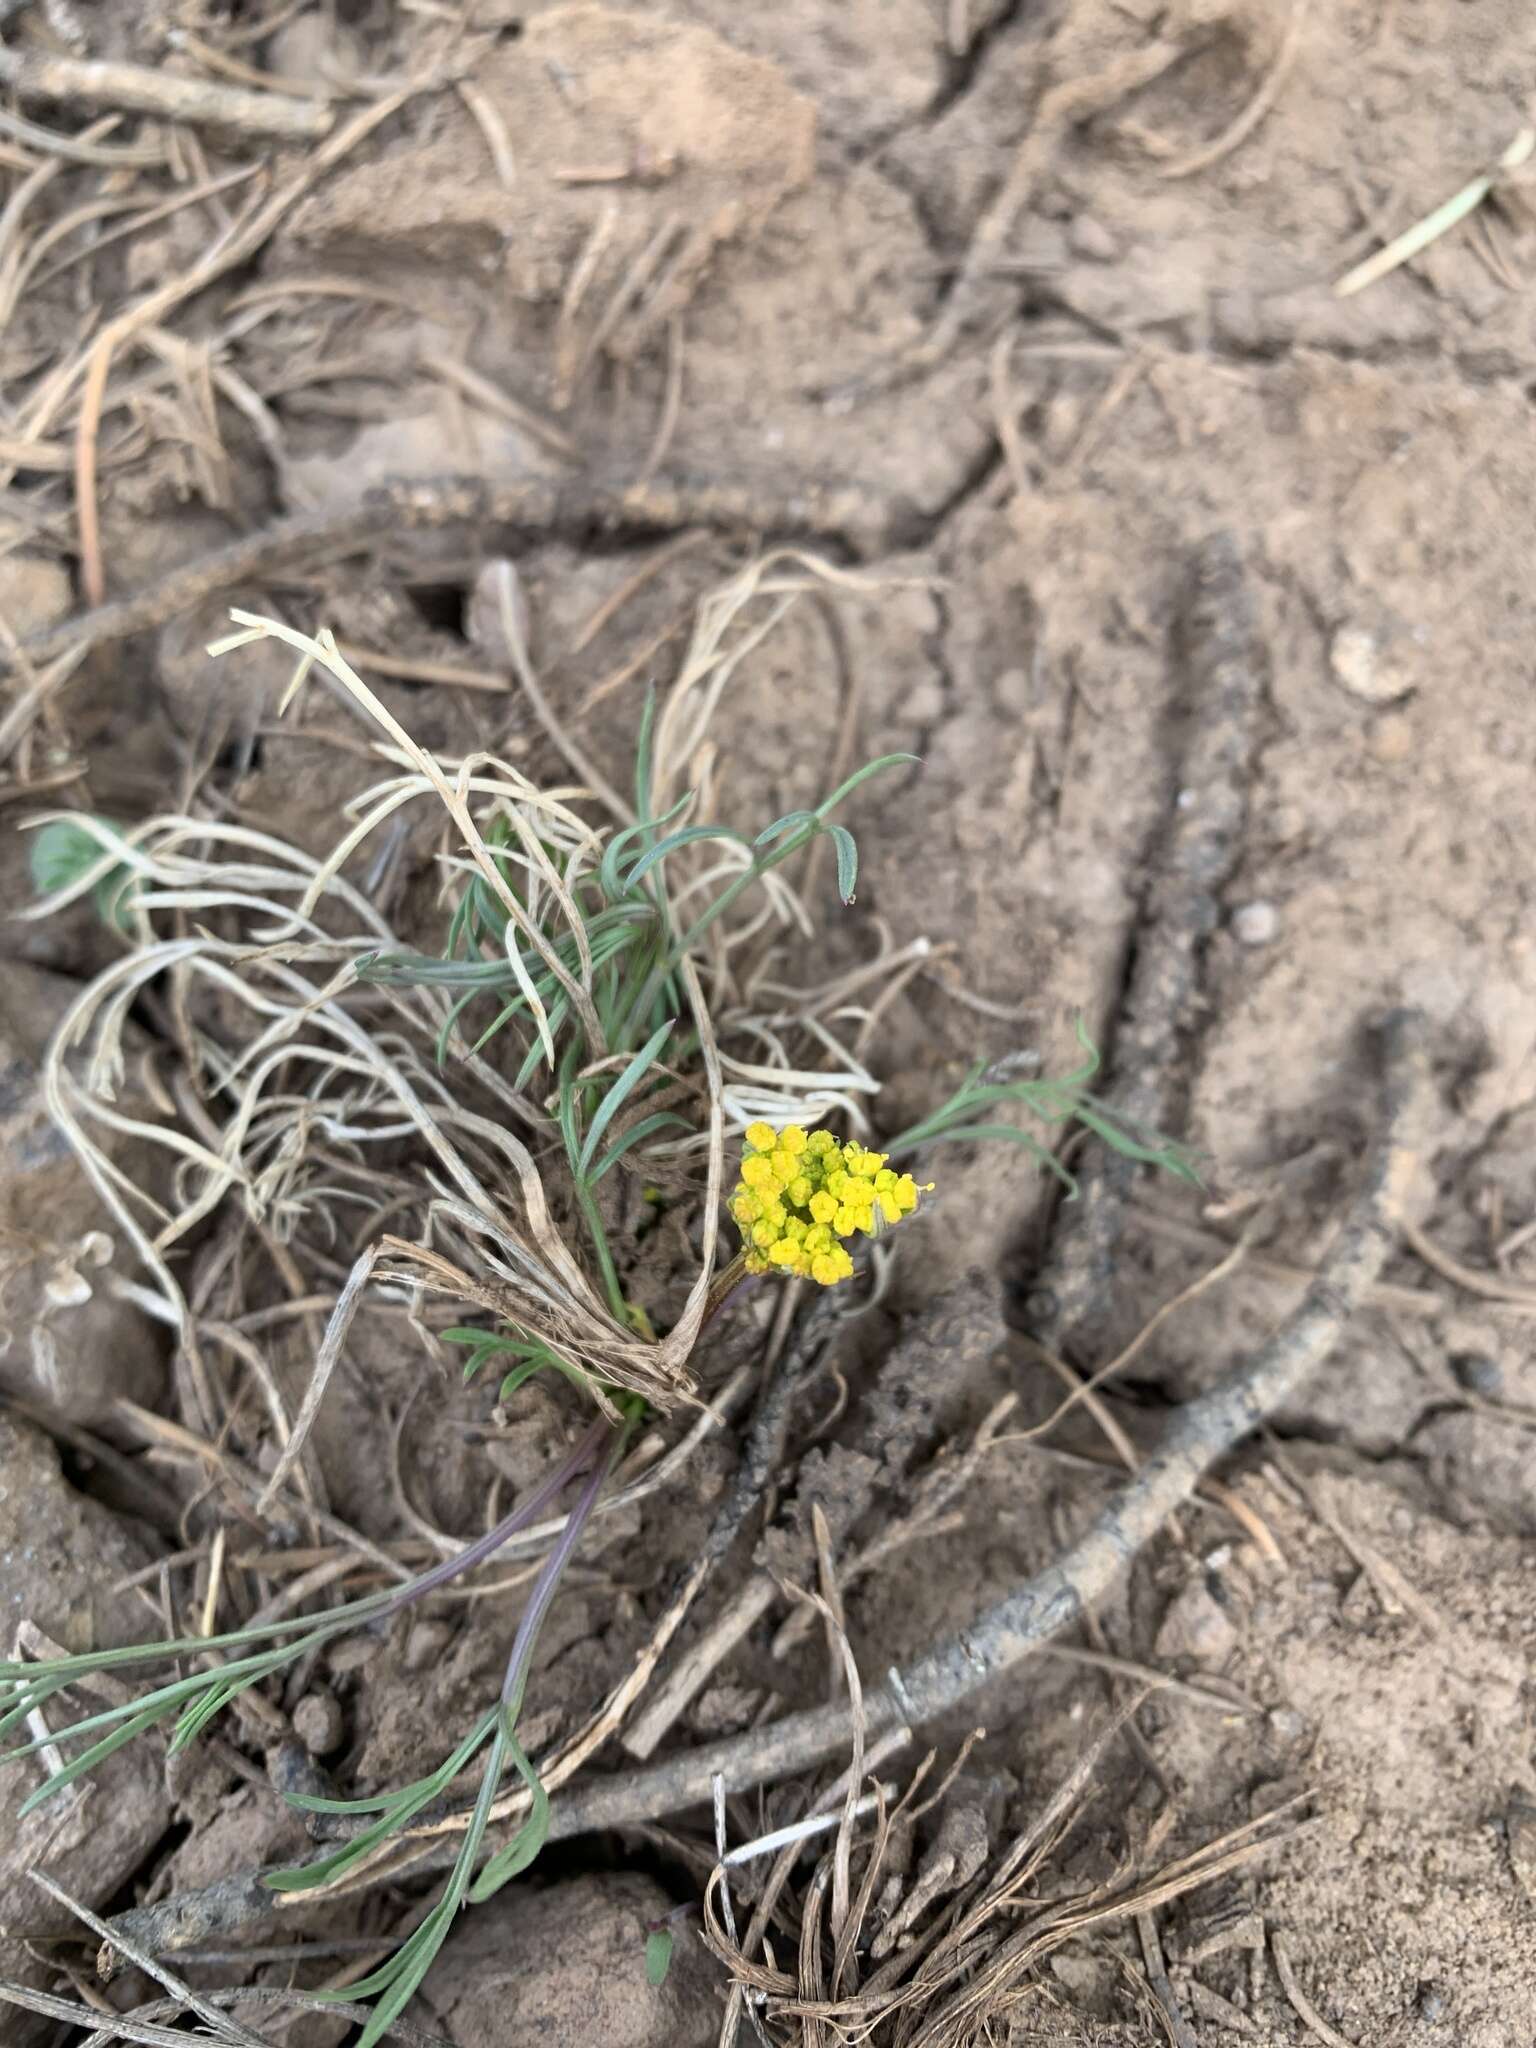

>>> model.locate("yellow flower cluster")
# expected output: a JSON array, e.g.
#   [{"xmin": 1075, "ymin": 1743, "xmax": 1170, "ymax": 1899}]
[{"xmin": 730, "ymin": 1123, "xmax": 929, "ymax": 1286}]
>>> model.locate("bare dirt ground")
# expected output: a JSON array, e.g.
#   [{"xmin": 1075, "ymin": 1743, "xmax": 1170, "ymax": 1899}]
[{"xmin": 1, "ymin": 2, "xmax": 1534, "ymax": 2045}]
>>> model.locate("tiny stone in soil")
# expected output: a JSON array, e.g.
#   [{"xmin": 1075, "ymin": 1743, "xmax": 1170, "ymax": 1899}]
[
  {"xmin": 1452, "ymin": 1352, "xmax": 1503, "ymax": 1397},
  {"xmin": 1232, "ymin": 900, "xmax": 1281, "ymax": 946},
  {"xmin": 293, "ymin": 1690, "xmax": 345, "ymax": 1756}
]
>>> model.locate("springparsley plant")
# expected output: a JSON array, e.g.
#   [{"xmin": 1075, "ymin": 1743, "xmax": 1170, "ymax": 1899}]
[{"xmin": 5, "ymin": 554, "xmax": 1197, "ymax": 2046}]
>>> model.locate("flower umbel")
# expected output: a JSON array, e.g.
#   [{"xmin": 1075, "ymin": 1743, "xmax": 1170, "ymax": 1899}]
[{"xmin": 730, "ymin": 1123, "xmax": 930, "ymax": 1285}]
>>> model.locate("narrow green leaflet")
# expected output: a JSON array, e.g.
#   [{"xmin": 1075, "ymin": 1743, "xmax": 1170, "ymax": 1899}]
[
  {"xmin": 265, "ymin": 1712, "xmax": 498, "ymax": 1893},
  {"xmin": 814, "ymin": 751, "xmax": 918, "ymax": 819},
  {"xmin": 633, "ymin": 683, "xmax": 658, "ymax": 826},
  {"xmin": 753, "ymin": 808, "xmax": 815, "ymax": 849},
  {"xmin": 625, "ymin": 824, "xmax": 748, "ymax": 890},
  {"xmin": 645, "ymin": 1929, "xmax": 675, "ymax": 1988},
  {"xmin": 588, "ymin": 1109, "xmax": 693, "ymax": 1184},
  {"xmin": 825, "ymin": 823, "xmax": 858, "ymax": 906},
  {"xmin": 467, "ymin": 1724, "xmax": 549, "ymax": 1901},
  {"xmin": 282, "ymin": 1710, "xmax": 498, "ymax": 1815},
  {"xmin": 17, "ymin": 1702, "xmax": 169, "ymax": 1815},
  {"xmin": 576, "ymin": 1019, "xmax": 674, "ymax": 1178},
  {"xmin": 599, "ymin": 790, "xmax": 692, "ymax": 901}
]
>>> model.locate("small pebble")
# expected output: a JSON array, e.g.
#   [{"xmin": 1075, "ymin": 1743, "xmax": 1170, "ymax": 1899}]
[
  {"xmin": 1266, "ymin": 1707, "xmax": 1308, "ymax": 1745},
  {"xmin": 1330, "ymin": 622, "xmax": 1413, "ymax": 704},
  {"xmin": 404, "ymin": 1618, "xmax": 453, "ymax": 1672},
  {"xmin": 293, "ymin": 1690, "xmax": 345, "ymax": 1757},
  {"xmin": 1452, "ymin": 1352, "xmax": 1503, "ymax": 1397},
  {"xmin": 1155, "ymin": 1577, "xmax": 1238, "ymax": 1663},
  {"xmin": 1232, "ymin": 900, "xmax": 1280, "ymax": 946}
]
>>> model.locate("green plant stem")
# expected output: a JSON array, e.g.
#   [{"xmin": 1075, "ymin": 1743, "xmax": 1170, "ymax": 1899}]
[
  {"xmin": 702, "ymin": 1249, "xmax": 753, "ymax": 1327},
  {"xmin": 667, "ymin": 825, "xmax": 814, "ymax": 972},
  {"xmin": 572, "ymin": 1173, "xmax": 627, "ymax": 1322}
]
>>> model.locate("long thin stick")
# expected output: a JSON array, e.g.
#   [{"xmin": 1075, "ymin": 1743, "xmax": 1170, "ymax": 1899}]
[
  {"xmin": 1028, "ymin": 529, "xmax": 1265, "ymax": 1360},
  {"xmin": 0, "ymin": 1979, "xmax": 453, "ymax": 2048},
  {"xmin": 0, "ymin": 45, "xmax": 333, "ymax": 142},
  {"xmin": 7, "ymin": 470, "xmax": 902, "ymax": 682},
  {"xmin": 30, "ymin": 1873, "xmax": 269, "ymax": 2048},
  {"xmin": 1271, "ymin": 1931, "xmax": 1361, "ymax": 2048}
]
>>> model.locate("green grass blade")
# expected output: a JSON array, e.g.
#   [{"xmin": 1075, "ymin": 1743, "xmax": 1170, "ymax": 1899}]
[
  {"xmin": 1073, "ymin": 1098, "xmax": 1204, "ymax": 1184},
  {"xmin": 346, "ymin": 1727, "xmax": 511, "ymax": 2044},
  {"xmin": 5, "ymin": 1639, "xmax": 319, "ymax": 1761},
  {"xmin": 0, "ymin": 1582, "xmax": 414, "ymax": 1688},
  {"xmin": 634, "ymin": 683, "xmax": 657, "ymax": 827},
  {"xmin": 265, "ymin": 1713, "xmax": 496, "ymax": 1892},
  {"xmin": 577, "ymin": 1019, "xmax": 674, "ymax": 1177},
  {"xmin": 283, "ymin": 1709, "xmax": 499, "ymax": 1815},
  {"xmin": 588, "ymin": 1110, "xmax": 693, "ymax": 1184},
  {"xmin": 502, "ymin": 1354, "xmax": 590, "ymax": 1403},
  {"xmin": 600, "ymin": 791, "xmax": 691, "ymax": 901},
  {"xmin": 0, "ymin": 1674, "xmax": 73, "ymax": 1742},
  {"xmin": 17, "ymin": 1702, "xmax": 172, "ymax": 1814},
  {"xmin": 357, "ymin": 953, "xmax": 518, "ymax": 989},
  {"xmin": 625, "ymin": 824, "xmax": 747, "ymax": 889},
  {"xmin": 324, "ymin": 1896, "xmax": 454, "ymax": 2002}
]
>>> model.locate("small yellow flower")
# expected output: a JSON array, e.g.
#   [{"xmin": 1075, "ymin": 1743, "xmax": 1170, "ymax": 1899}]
[
  {"xmin": 731, "ymin": 1123, "xmax": 933, "ymax": 1284},
  {"xmin": 811, "ymin": 1246, "xmax": 855, "ymax": 1286}
]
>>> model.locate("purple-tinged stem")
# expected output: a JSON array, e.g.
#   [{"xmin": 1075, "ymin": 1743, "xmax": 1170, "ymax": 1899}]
[
  {"xmin": 500, "ymin": 1428, "xmax": 620, "ymax": 1718},
  {"xmin": 379, "ymin": 1415, "xmax": 611, "ymax": 1623}
]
